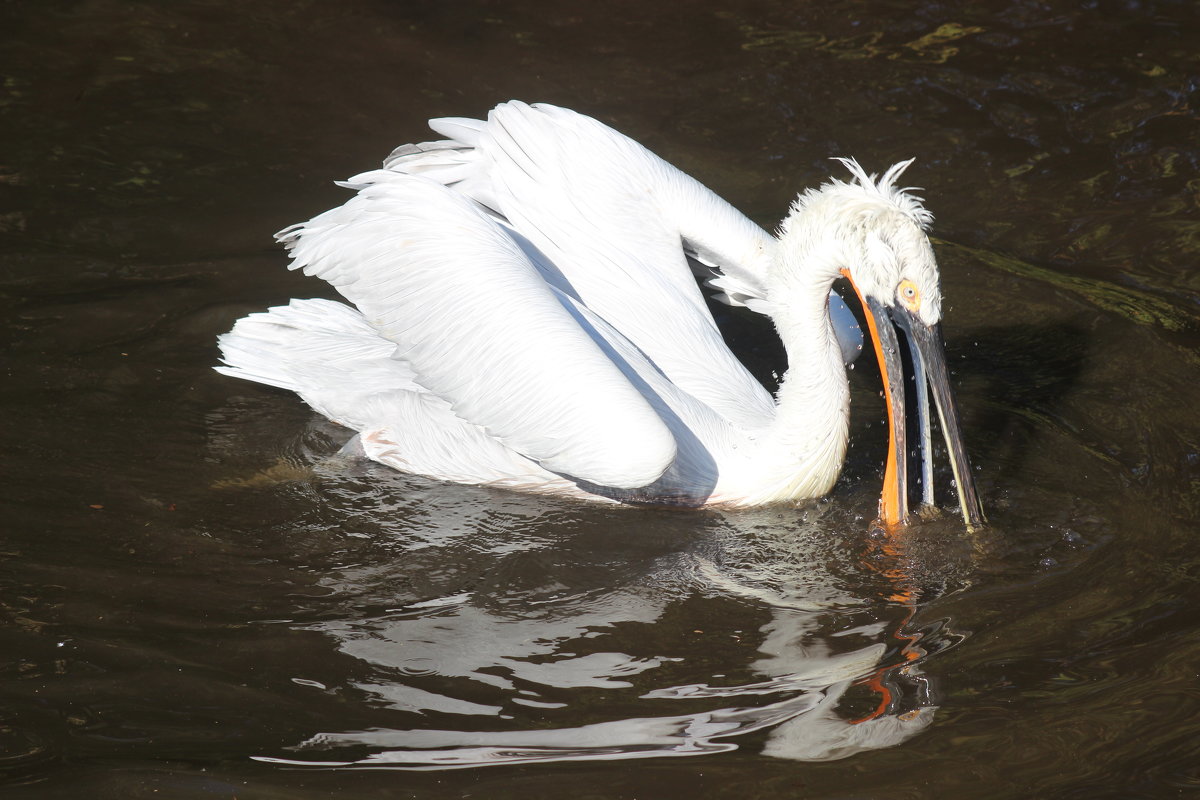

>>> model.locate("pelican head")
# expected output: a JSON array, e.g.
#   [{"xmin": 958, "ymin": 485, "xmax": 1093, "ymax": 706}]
[{"xmin": 780, "ymin": 159, "xmax": 985, "ymax": 528}]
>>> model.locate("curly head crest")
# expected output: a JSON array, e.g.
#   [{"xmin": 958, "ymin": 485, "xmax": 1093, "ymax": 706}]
[{"xmin": 831, "ymin": 157, "xmax": 934, "ymax": 230}]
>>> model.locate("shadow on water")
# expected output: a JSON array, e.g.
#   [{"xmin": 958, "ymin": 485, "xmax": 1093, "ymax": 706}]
[{"xmin": 952, "ymin": 321, "xmax": 1090, "ymax": 488}]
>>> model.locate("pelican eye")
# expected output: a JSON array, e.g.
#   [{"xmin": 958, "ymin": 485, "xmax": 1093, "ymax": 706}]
[{"xmin": 897, "ymin": 279, "xmax": 921, "ymax": 312}]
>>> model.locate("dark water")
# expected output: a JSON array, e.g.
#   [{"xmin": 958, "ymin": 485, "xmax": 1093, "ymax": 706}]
[{"xmin": 2, "ymin": 0, "xmax": 1199, "ymax": 796}]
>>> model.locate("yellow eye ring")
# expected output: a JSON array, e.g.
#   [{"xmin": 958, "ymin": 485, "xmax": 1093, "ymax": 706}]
[{"xmin": 898, "ymin": 279, "xmax": 920, "ymax": 312}]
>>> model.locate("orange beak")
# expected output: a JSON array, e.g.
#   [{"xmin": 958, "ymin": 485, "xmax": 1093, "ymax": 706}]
[
  {"xmin": 839, "ymin": 268, "xmax": 986, "ymax": 530},
  {"xmin": 841, "ymin": 268, "xmax": 907, "ymax": 527}
]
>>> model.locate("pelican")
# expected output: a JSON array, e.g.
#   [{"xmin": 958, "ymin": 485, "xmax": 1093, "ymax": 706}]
[{"xmin": 216, "ymin": 101, "xmax": 984, "ymax": 527}]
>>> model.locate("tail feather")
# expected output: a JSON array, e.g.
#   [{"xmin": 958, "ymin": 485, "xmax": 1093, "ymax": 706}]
[
  {"xmin": 216, "ymin": 299, "xmax": 569, "ymax": 490},
  {"xmin": 216, "ymin": 298, "xmax": 423, "ymax": 428}
]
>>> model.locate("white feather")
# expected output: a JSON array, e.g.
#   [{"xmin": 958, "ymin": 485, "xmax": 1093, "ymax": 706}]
[{"xmin": 217, "ymin": 101, "xmax": 942, "ymax": 507}]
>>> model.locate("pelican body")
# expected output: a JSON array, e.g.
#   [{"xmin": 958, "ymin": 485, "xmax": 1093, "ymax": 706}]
[{"xmin": 217, "ymin": 101, "xmax": 984, "ymax": 526}]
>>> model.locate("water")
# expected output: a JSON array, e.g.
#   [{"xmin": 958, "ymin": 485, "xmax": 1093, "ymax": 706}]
[{"xmin": 2, "ymin": 0, "xmax": 1199, "ymax": 796}]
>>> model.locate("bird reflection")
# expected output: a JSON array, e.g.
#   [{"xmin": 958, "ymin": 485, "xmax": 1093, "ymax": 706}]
[{"xmin": 213, "ymin": 446, "xmax": 971, "ymax": 769}]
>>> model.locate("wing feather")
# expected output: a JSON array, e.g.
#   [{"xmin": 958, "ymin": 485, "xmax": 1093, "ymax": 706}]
[
  {"xmin": 277, "ymin": 172, "xmax": 677, "ymax": 489},
  {"xmin": 475, "ymin": 102, "xmax": 777, "ymax": 427}
]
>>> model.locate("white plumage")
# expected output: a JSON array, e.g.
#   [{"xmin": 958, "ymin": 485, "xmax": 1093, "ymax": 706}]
[{"xmin": 218, "ymin": 100, "xmax": 981, "ymax": 520}]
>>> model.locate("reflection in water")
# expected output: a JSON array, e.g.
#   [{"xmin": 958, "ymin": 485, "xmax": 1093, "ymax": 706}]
[{"xmin": 216, "ymin": 450, "xmax": 968, "ymax": 769}]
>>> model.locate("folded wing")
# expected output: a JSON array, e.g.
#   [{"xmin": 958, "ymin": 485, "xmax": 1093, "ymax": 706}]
[
  {"xmin": 386, "ymin": 101, "xmax": 780, "ymax": 429},
  {"xmin": 277, "ymin": 172, "xmax": 677, "ymax": 489}
]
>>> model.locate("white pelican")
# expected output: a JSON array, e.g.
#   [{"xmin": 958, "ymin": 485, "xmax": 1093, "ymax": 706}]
[{"xmin": 217, "ymin": 101, "xmax": 984, "ymax": 527}]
